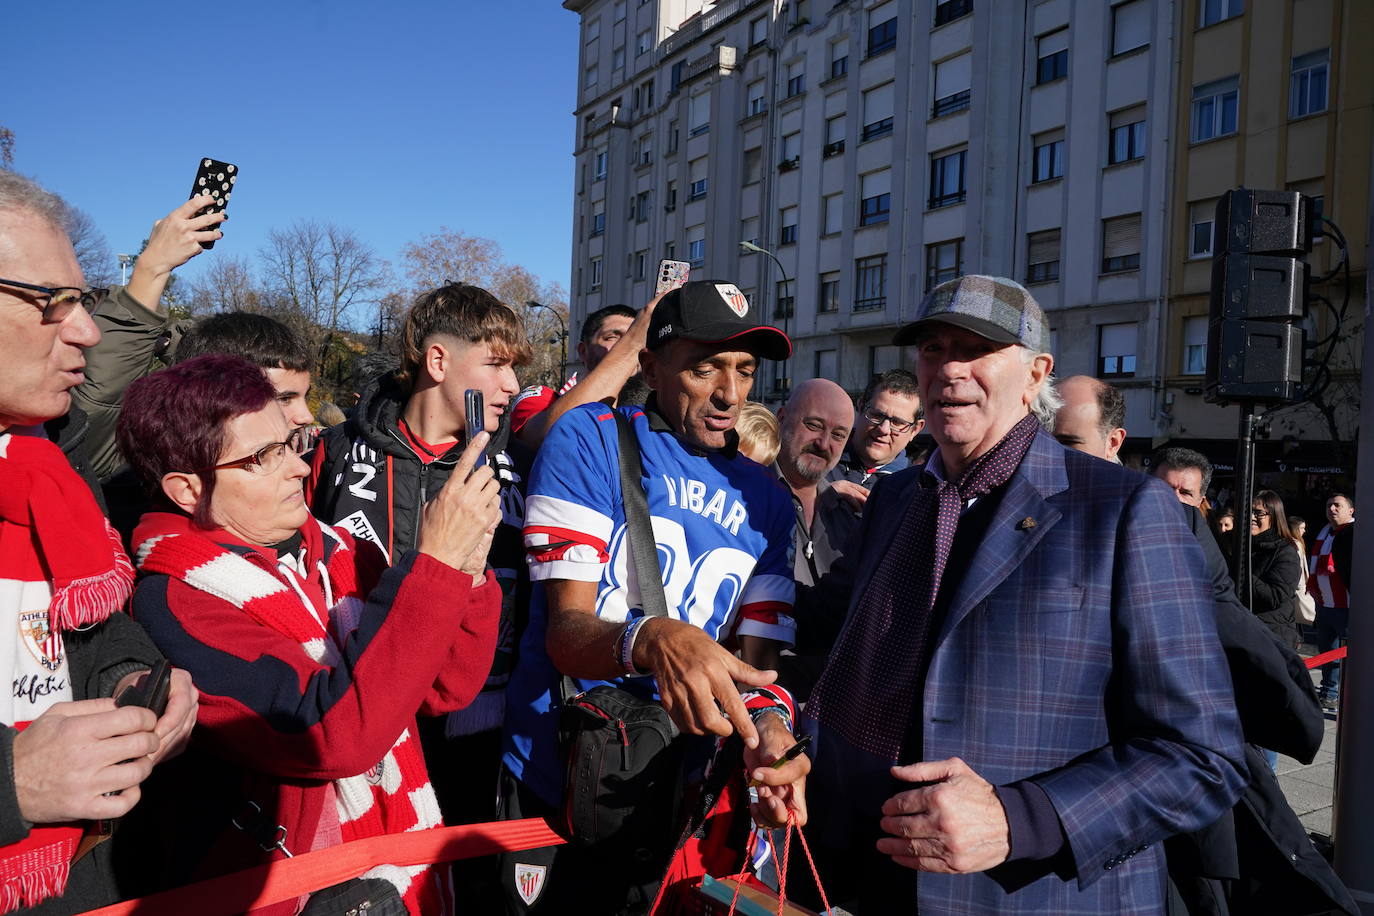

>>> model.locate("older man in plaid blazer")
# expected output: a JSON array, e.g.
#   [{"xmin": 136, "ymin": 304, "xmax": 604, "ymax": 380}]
[{"xmin": 796, "ymin": 276, "xmax": 1247, "ymax": 915}]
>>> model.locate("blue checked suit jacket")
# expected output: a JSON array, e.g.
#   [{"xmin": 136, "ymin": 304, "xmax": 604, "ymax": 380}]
[{"xmin": 802, "ymin": 430, "xmax": 1248, "ymax": 915}]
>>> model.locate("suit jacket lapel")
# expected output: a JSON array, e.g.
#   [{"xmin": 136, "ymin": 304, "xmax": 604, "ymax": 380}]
[{"xmin": 935, "ymin": 433, "xmax": 1069, "ymax": 646}]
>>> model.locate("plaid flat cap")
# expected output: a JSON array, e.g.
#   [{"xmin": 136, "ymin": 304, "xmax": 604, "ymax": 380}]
[{"xmin": 893, "ymin": 275, "xmax": 1051, "ymax": 353}]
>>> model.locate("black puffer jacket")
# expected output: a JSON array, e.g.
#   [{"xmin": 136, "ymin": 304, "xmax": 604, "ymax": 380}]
[{"xmin": 1245, "ymin": 528, "xmax": 1302, "ymax": 647}]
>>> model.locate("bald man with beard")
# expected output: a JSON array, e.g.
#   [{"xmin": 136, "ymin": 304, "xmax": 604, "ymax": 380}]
[{"xmin": 774, "ymin": 379, "xmax": 855, "ymax": 588}]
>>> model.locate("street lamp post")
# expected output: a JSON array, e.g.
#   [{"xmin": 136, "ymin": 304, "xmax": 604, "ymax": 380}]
[
  {"xmin": 117, "ymin": 253, "xmax": 135, "ymax": 285},
  {"xmin": 739, "ymin": 240, "xmax": 791, "ymax": 397},
  {"xmin": 526, "ymin": 300, "xmax": 568, "ymax": 383}
]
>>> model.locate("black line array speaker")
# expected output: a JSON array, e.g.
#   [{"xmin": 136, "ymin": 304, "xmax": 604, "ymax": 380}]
[{"xmin": 1205, "ymin": 190, "xmax": 1313, "ymax": 403}]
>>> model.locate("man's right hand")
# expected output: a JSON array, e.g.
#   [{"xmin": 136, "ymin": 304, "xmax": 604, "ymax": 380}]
[
  {"xmin": 634, "ymin": 617, "xmax": 777, "ymax": 748},
  {"xmin": 13, "ymin": 699, "xmax": 159, "ymax": 824},
  {"xmin": 127, "ymin": 195, "xmax": 227, "ymax": 311}
]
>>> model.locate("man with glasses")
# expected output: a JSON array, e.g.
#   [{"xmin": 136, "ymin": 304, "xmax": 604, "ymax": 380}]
[
  {"xmin": 0, "ymin": 170, "xmax": 197, "ymax": 913},
  {"xmin": 827, "ymin": 370, "xmax": 924, "ymax": 515}
]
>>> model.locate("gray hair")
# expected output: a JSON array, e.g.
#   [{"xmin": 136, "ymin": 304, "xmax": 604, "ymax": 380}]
[
  {"xmin": 0, "ymin": 170, "xmax": 70, "ymax": 232},
  {"xmin": 1020, "ymin": 347, "xmax": 1062, "ymax": 431}
]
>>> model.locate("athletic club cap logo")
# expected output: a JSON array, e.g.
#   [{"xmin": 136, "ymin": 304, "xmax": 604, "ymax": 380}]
[
  {"xmin": 514, "ymin": 863, "xmax": 547, "ymax": 905},
  {"xmin": 714, "ymin": 283, "xmax": 749, "ymax": 317}
]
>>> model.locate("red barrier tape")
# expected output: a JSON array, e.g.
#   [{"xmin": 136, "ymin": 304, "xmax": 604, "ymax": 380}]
[
  {"xmin": 81, "ymin": 817, "xmax": 565, "ymax": 916},
  {"xmin": 1305, "ymin": 646, "xmax": 1348, "ymax": 669}
]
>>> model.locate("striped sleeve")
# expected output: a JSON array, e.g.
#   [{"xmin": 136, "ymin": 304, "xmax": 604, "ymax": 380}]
[{"xmin": 523, "ymin": 406, "xmax": 618, "ymax": 582}]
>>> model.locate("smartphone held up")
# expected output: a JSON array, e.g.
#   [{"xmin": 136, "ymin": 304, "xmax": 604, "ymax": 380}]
[{"xmin": 189, "ymin": 157, "xmax": 239, "ymax": 250}]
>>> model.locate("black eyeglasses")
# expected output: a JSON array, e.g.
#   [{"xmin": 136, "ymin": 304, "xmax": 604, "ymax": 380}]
[
  {"xmin": 200, "ymin": 429, "xmax": 307, "ymax": 474},
  {"xmin": 861, "ymin": 406, "xmax": 917, "ymax": 434},
  {"xmin": 1251, "ymin": 509, "xmax": 1269, "ymax": 520},
  {"xmin": 0, "ymin": 278, "xmax": 108, "ymax": 323}
]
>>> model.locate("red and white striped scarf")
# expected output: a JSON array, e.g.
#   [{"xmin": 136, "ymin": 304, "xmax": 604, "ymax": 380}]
[
  {"xmin": 1309, "ymin": 523, "xmax": 1350, "ymax": 608},
  {"xmin": 0, "ymin": 429, "xmax": 132, "ymax": 913},
  {"xmin": 135, "ymin": 515, "xmax": 449, "ymax": 914}
]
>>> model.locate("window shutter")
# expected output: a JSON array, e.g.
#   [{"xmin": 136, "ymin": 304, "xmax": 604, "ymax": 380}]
[
  {"xmin": 861, "ymin": 170, "xmax": 891, "ymax": 198},
  {"xmin": 1109, "ymin": 105, "xmax": 1146, "ymax": 129},
  {"xmin": 1099, "ymin": 322, "xmax": 1137, "ymax": 356},
  {"xmin": 864, "ymin": 82, "xmax": 895, "ymax": 122},
  {"xmin": 1038, "ymin": 29, "xmax": 1068, "ymax": 56},
  {"xmin": 1029, "ymin": 229, "xmax": 1061, "ymax": 264},
  {"xmin": 1104, "ymin": 215, "xmax": 1142, "ymax": 258},
  {"xmin": 934, "ymin": 53, "xmax": 972, "ymax": 99}
]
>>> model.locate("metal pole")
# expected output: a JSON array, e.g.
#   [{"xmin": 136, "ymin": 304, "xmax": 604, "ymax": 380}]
[
  {"xmin": 1231, "ymin": 403, "xmax": 1257, "ymax": 608},
  {"xmin": 739, "ymin": 241, "xmax": 791, "ymax": 394},
  {"xmin": 1332, "ymin": 164, "xmax": 1374, "ymax": 912}
]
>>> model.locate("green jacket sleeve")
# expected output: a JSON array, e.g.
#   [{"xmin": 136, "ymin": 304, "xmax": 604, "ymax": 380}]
[{"xmin": 70, "ymin": 286, "xmax": 170, "ymax": 481}]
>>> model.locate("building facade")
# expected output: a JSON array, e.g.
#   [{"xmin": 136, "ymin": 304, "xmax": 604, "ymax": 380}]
[{"xmin": 561, "ymin": 0, "xmax": 1369, "ymax": 499}]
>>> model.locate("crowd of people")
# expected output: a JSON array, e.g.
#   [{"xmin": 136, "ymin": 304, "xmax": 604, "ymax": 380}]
[{"xmin": 0, "ymin": 166, "xmax": 1360, "ymax": 916}]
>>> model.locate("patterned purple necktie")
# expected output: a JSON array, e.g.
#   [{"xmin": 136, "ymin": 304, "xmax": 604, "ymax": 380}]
[{"xmin": 808, "ymin": 413, "xmax": 1043, "ymax": 759}]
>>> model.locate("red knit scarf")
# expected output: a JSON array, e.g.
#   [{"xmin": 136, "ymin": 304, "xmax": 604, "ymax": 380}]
[
  {"xmin": 0, "ymin": 430, "xmax": 131, "ymax": 913},
  {"xmin": 134, "ymin": 514, "xmax": 448, "ymax": 915}
]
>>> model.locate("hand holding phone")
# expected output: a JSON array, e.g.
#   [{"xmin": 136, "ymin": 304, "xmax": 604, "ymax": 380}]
[
  {"xmin": 188, "ymin": 158, "xmax": 239, "ymax": 250},
  {"xmin": 115, "ymin": 660, "xmax": 173, "ymax": 719},
  {"xmin": 656, "ymin": 259, "xmax": 691, "ymax": 296}
]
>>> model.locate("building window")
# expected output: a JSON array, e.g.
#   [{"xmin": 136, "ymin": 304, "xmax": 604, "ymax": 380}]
[
  {"xmin": 665, "ymin": 242, "xmax": 675, "ymax": 259},
  {"xmin": 1036, "ymin": 30, "xmax": 1069, "ymax": 84},
  {"xmin": 665, "ymin": 181, "xmax": 677, "ymax": 211},
  {"xmin": 750, "ymin": 15, "xmax": 768, "ymax": 48},
  {"xmin": 819, "ymin": 271, "xmax": 840, "ymax": 312},
  {"xmin": 612, "ymin": 46, "xmax": 626, "ymax": 71},
  {"xmin": 934, "ymin": 0, "xmax": 972, "ymax": 28},
  {"xmin": 635, "ymin": 190, "xmax": 652, "ymax": 223},
  {"xmin": 670, "ymin": 60, "xmax": 685, "ymax": 92},
  {"xmin": 614, "ymin": 1, "xmax": 626, "ymax": 22},
  {"xmin": 786, "ymin": 61, "xmax": 806, "ymax": 97},
  {"xmin": 1108, "ymin": 107, "xmax": 1146, "ymax": 164},
  {"xmin": 586, "ymin": 17, "xmax": 601, "ymax": 42},
  {"xmin": 593, "ymin": 150, "xmax": 608, "ymax": 181},
  {"xmin": 1199, "ymin": 0, "xmax": 1244, "ymax": 28},
  {"xmin": 925, "ymin": 239, "xmax": 963, "ymax": 291},
  {"xmin": 1191, "ymin": 76, "xmax": 1239, "ymax": 142},
  {"xmin": 689, "ymin": 92, "xmax": 710, "ymax": 136},
  {"xmin": 929, "ymin": 149, "xmax": 967, "ymax": 209},
  {"xmin": 932, "ymin": 53, "xmax": 972, "ymax": 117},
  {"xmin": 1189, "ymin": 200, "xmax": 1216, "ymax": 258},
  {"xmin": 636, "ymin": 29, "xmax": 652, "ymax": 55},
  {"xmin": 747, "ymin": 79, "xmax": 767, "ymax": 116},
  {"xmin": 590, "ymin": 207, "xmax": 606, "ymax": 237},
  {"xmin": 1026, "ymin": 229, "xmax": 1061, "ymax": 283},
  {"xmin": 1183, "ymin": 316, "xmax": 1209, "ymax": 374},
  {"xmin": 1032, "ymin": 131, "xmax": 1064, "ymax": 182},
  {"xmin": 590, "ymin": 256, "xmax": 604, "ymax": 290},
  {"xmin": 862, "ymin": 82, "xmax": 895, "ymax": 140},
  {"xmin": 585, "ymin": 65, "xmax": 599, "ymax": 89},
  {"xmin": 824, "ymin": 115, "xmax": 845, "ymax": 157},
  {"xmin": 814, "ymin": 348, "xmax": 838, "ymax": 379},
  {"xmin": 1290, "ymin": 49, "xmax": 1329, "ymax": 119},
  {"xmin": 687, "ymin": 231, "xmax": 706, "ymax": 266},
  {"xmin": 829, "ymin": 39, "xmax": 849, "ymax": 79},
  {"xmin": 1102, "ymin": 213, "xmax": 1142, "ymax": 273},
  {"xmin": 634, "ymin": 250, "xmax": 647, "ymax": 280},
  {"xmin": 740, "ymin": 216, "xmax": 759, "ymax": 248},
  {"xmin": 779, "ymin": 132, "xmax": 800, "ymax": 169},
  {"xmin": 743, "ymin": 147, "xmax": 762, "ymax": 185},
  {"xmin": 854, "ymin": 255, "xmax": 887, "ymax": 310},
  {"xmin": 823, "ymin": 193, "xmax": 843, "ymax": 235},
  {"xmin": 860, "ymin": 170, "xmax": 891, "ymax": 226},
  {"xmin": 775, "ymin": 281, "xmax": 795, "ymax": 319},
  {"xmin": 779, "ymin": 207, "xmax": 799, "ymax": 246},
  {"xmin": 867, "ymin": 3, "xmax": 897, "ymax": 57},
  {"xmin": 636, "ymin": 135, "xmax": 653, "ymax": 166},
  {"xmin": 1098, "ymin": 322, "xmax": 1138, "ymax": 377},
  {"xmin": 688, "ymin": 158, "xmax": 707, "ymax": 200},
  {"xmin": 667, "ymin": 120, "xmax": 679, "ymax": 154},
  {"xmin": 1111, "ymin": 0, "xmax": 1149, "ymax": 55}
]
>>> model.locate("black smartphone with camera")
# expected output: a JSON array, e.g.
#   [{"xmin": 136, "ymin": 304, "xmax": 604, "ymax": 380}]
[
  {"xmin": 464, "ymin": 389, "xmax": 488, "ymax": 471},
  {"xmin": 188, "ymin": 157, "xmax": 238, "ymax": 250}
]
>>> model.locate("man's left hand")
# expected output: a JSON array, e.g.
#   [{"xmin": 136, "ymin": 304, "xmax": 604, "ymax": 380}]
[
  {"xmin": 876, "ymin": 757, "xmax": 1009, "ymax": 873},
  {"xmin": 114, "ymin": 667, "xmax": 199, "ymax": 765},
  {"xmin": 742, "ymin": 713, "xmax": 808, "ymax": 828}
]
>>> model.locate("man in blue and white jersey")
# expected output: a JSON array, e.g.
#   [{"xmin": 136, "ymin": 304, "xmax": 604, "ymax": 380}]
[{"xmin": 498, "ymin": 281, "xmax": 809, "ymax": 914}]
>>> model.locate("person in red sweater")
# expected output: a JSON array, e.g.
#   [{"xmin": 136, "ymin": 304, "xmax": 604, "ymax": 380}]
[{"xmin": 116, "ymin": 354, "xmax": 503, "ymax": 915}]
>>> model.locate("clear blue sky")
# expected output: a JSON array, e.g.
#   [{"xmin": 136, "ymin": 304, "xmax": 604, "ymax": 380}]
[{"xmin": 7, "ymin": 1, "xmax": 579, "ymax": 295}]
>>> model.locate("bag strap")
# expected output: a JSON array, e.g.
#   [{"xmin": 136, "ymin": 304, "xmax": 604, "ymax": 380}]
[{"xmin": 613, "ymin": 409, "xmax": 669, "ymax": 619}]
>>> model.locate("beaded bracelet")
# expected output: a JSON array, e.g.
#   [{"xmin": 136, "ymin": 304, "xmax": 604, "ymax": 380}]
[{"xmin": 617, "ymin": 617, "xmax": 651, "ymax": 676}]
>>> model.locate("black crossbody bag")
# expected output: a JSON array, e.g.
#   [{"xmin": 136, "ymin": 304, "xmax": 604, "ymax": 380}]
[{"xmin": 557, "ymin": 410, "xmax": 684, "ymax": 851}]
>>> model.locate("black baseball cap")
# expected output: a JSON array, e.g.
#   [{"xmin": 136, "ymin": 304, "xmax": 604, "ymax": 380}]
[{"xmin": 648, "ymin": 280, "xmax": 792, "ymax": 360}]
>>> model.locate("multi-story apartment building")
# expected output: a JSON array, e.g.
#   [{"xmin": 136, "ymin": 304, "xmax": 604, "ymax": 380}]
[{"xmin": 562, "ymin": 0, "xmax": 1369, "ymax": 494}]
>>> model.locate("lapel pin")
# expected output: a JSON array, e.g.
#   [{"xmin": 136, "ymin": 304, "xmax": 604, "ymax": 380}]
[{"xmin": 1017, "ymin": 517, "xmax": 1036, "ymax": 530}]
